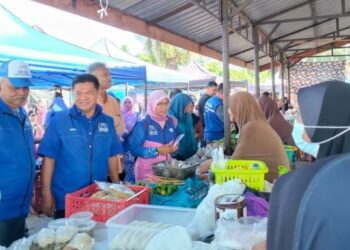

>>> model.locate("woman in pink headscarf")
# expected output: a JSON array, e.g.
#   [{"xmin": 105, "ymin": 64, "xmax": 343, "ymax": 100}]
[
  {"xmin": 130, "ymin": 90, "xmax": 178, "ymax": 181},
  {"xmin": 121, "ymin": 96, "xmax": 139, "ymax": 183}
]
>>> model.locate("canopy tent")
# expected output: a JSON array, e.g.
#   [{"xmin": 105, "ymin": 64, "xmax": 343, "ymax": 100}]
[
  {"xmin": 180, "ymin": 60, "xmax": 248, "ymax": 89},
  {"xmin": 89, "ymin": 38, "xmax": 189, "ymax": 87},
  {"xmin": 0, "ymin": 5, "xmax": 146, "ymax": 88}
]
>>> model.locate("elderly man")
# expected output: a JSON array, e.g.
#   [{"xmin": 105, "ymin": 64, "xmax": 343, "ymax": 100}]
[
  {"xmin": 87, "ymin": 62, "xmax": 125, "ymax": 136},
  {"xmin": 0, "ymin": 60, "xmax": 35, "ymax": 247},
  {"xmin": 39, "ymin": 74, "xmax": 123, "ymax": 218}
]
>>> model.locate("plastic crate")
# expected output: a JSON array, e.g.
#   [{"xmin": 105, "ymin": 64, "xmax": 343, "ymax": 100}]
[
  {"xmin": 211, "ymin": 160, "xmax": 268, "ymax": 191},
  {"xmin": 65, "ymin": 183, "xmax": 150, "ymax": 222}
]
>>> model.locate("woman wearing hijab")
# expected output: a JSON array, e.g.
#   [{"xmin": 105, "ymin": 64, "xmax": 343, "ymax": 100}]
[
  {"xmin": 229, "ymin": 92, "xmax": 289, "ymax": 182},
  {"xmin": 267, "ymin": 81, "xmax": 350, "ymax": 250},
  {"xmin": 130, "ymin": 90, "xmax": 178, "ymax": 181},
  {"xmin": 168, "ymin": 93, "xmax": 198, "ymax": 160},
  {"xmin": 258, "ymin": 95, "xmax": 295, "ymax": 146},
  {"xmin": 121, "ymin": 96, "xmax": 139, "ymax": 183}
]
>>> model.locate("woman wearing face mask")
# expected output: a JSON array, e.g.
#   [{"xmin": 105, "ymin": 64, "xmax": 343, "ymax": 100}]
[
  {"xmin": 267, "ymin": 81, "xmax": 350, "ymax": 250},
  {"xmin": 168, "ymin": 93, "xmax": 198, "ymax": 161},
  {"xmin": 229, "ymin": 92, "xmax": 290, "ymax": 182},
  {"xmin": 130, "ymin": 90, "xmax": 178, "ymax": 181}
]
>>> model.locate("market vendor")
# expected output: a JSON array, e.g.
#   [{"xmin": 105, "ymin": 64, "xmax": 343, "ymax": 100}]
[
  {"xmin": 130, "ymin": 90, "xmax": 178, "ymax": 181},
  {"xmin": 39, "ymin": 74, "xmax": 123, "ymax": 219},
  {"xmin": 168, "ymin": 93, "xmax": 198, "ymax": 161},
  {"xmin": 0, "ymin": 60, "xmax": 35, "ymax": 247}
]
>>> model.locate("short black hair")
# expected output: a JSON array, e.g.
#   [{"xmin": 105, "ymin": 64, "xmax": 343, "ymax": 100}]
[
  {"xmin": 72, "ymin": 74, "xmax": 100, "ymax": 90},
  {"xmin": 169, "ymin": 88, "xmax": 182, "ymax": 99},
  {"xmin": 207, "ymin": 81, "xmax": 218, "ymax": 87},
  {"xmin": 263, "ymin": 91, "xmax": 270, "ymax": 97},
  {"xmin": 218, "ymin": 83, "xmax": 223, "ymax": 92}
]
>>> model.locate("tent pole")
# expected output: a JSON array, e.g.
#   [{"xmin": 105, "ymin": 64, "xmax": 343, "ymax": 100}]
[
  {"xmin": 271, "ymin": 54, "xmax": 276, "ymax": 100},
  {"xmin": 253, "ymin": 28, "xmax": 260, "ymax": 98},
  {"xmin": 221, "ymin": 0, "xmax": 231, "ymax": 154},
  {"xmin": 287, "ymin": 62, "xmax": 291, "ymax": 101},
  {"xmin": 125, "ymin": 82, "xmax": 128, "ymax": 96},
  {"xmin": 144, "ymin": 81, "xmax": 147, "ymax": 115},
  {"xmin": 280, "ymin": 54, "xmax": 285, "ymax": 100}
]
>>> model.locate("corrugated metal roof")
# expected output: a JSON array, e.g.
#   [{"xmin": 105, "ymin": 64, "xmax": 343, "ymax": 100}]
[{"xmin": 91, "ymin": 0, "xmax": 350, "ymax": 68}]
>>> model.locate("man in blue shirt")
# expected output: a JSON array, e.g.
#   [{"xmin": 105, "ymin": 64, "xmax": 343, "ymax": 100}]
[
  {"xmin": 204, "ymin": 83, "xmax": 224, "ymax": 142},
  {"xmin": 39, "ymin": 74, "xmax": 123, "ymax": 218},
  {"xmin": 0, "ymin": 60, "xmax": 35, "ymax": 247}
]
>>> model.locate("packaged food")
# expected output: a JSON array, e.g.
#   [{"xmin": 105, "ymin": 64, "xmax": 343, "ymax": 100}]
[
  {"xmin": 69, "ymin": 212, "xmax": 93, "ymax": 221},
  {"xmin": 30, "ymin": 228, "xmax": 55, "ymax": 250},
  {"xmin": 62, "ymin": 233, "xmax": 93, "ymax": 250},
  {"xmin": 68, "ymin": 219, "xmax": 96, "ymax": 236}
]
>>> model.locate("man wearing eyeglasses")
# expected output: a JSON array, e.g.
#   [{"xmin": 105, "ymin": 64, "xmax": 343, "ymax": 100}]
[{"xmin": 38, "ymin": 74, "xmax": 123, "ymax": 218}]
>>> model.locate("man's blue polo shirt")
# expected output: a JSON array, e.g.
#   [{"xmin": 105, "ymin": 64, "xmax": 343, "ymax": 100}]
[
  {"xmin": 0, "ymin": 98, "xmax": 35, "ymax": 220},
  {"xmin": 38, "ymin": 104, "xmax": 122, "ymax": 209}
]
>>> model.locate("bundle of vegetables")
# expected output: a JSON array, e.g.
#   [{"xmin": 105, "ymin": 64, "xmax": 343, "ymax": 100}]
[{"xmin": 151, "ymin": 184, "xmax": 178, "ymax": 196}]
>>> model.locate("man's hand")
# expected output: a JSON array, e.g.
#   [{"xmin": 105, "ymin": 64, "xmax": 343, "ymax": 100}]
[{"xmin": 42, "ymin": 189, "xmax": 55, "ymax": 217}]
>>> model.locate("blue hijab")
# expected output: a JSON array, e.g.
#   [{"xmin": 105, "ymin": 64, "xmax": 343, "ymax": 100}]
[{"xmin": 168, "ymin": 93, "xmax": 198, "ymax": 160}]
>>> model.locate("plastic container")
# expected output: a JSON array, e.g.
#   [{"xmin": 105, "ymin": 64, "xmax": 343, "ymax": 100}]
[
  {"xmin": 211, "ymin": 160, "xmax": 268, "ymax": 191},
  {"xmin": 68, "ymin": 219, "xmax": 96, "ymax": 236},
  {"xmin": 69, "ymin": 211, "xmax": 94, "ymax": 220},
  {"xmin": 106, "ymin": 204, "xmax": 196, "ymax": 245},
  {"xmin": 48, "ymin": 218, "xmax": 72, "ymax": 230},
  {"xmin": 152, "ymin": 160, "xmax": 199, "ymax": 180},
  {"xmin": 65, "ymin": 183, "xmax": 150, "ymax": 222},
  {"xmin": 284, "ymin": 145, "xmax": 298, "ymax": 163},
  {"xmin": 215, "ymin": 194, "xmax": 246, "ymax": 221}
]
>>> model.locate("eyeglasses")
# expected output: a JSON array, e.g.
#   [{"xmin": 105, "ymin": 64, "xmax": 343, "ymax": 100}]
[{"xmin": 73, "ymin": 91, "xmax": 97, "ymax": 97}]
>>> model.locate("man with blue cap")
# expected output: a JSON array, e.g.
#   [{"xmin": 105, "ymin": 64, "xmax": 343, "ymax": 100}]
[{"xmin": 0, "ymin": 60, "xmax": 35, "ymax": 247}]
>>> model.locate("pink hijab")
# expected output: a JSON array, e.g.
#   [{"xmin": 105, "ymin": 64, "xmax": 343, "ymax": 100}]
[
  {"xmin": 147, "ymin": 90, "xmax": 169, "ymax": 127},
  {"xmin": 121, "ymin": 96, "xmax": 138, "ymax": 132}
]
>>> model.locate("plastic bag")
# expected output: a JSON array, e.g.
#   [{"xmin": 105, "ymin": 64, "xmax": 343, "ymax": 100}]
[
  {"xmin": 211, "ymin": 148, "xmax": 226, "ymax": 169},
  {"xmin": 95, "ymin": 181, "xmax": 135, "ymax": 196},
  {"xmin": 145, "ymin": 225, "xmax": 192, "ymax": 250},
  {"xmin": 187, "ymin": 180, "xmax": 246, "ymax": 240},
  {"xmin": 7, "ymin": 238, "xmax": 31, "ymax": 250},
  {"xmin": 213, "ymin": 217, "xmax": 267, "ymax": 250}
]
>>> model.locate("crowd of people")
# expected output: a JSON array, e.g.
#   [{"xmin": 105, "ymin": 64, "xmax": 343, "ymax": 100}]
[{"xmin": 2, "ymin": 59, "xmax": 350, "ymax": 249}]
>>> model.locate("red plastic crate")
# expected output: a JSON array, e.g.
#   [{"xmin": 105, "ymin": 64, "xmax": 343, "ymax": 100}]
[{"xmin": 65, "ymin": 183, "xmax": 150, "ymax": 222}]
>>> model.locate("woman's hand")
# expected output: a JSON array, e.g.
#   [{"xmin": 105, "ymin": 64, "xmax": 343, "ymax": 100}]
[{"xmin": 157, "ymin": 144, "xmax": 178, "ymax": 155}]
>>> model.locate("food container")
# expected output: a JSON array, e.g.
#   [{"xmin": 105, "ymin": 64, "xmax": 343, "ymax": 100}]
[
  {"xmin": 48, "ymin": 218, "xmax": 72, "ymax": 230},
  {"xmin": 215, "ymin": 194, "xmax": 246, "ymax": 221},
  {"xmin": 152, "ymin": 160, "xmax": 199, "ymax": 180},
  {"xmin": 106, "ymin": 204, "xmax": 196, "ymax": 246},
  {"xmin": 68, "ymin": 219, "xmax": 96, "ymax": 236},
  {"xmin": 69, "ymin": 211, "xmax": 94, "ymax": 220}
]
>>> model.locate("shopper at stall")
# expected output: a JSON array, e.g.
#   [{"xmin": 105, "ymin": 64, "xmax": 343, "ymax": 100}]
[
  {"xmin": 45, "ymin": 91, "xmax": 68, "ymax": 127},
  {"xmin": 258, "ymin": 95, "xmax": 295, "ymax": 146},
  {"xmin": 229, "ymin": 92, "xmax": 289, "ymax": 182},
  {"xmin": 121, "ymin": 96, "xmax": 139, "ymax": 183},
  {"xmin": 130, "ymin": 90, "xmax": 178, "ymax": 181},
  {"xmin": 267, "ymin": 81, "xmax": 350, "ymax": 250},
  {"xmin": 204, "ymin": 83, "xmax": 224, "ymax": 143},
  {"xmin": 39, "ymin": 74, "xmax": 123, "ymax": 219},
  {"xmin": 87, "ymin": 62, "xmax": 125, "ymax": 136},
  {"xmin": 0, "ymin": 60, "xmax": 35, "ymax": 247},
  {"xmin": 168, "ymin": 93, "xmax": 198, "ymax": 160}
]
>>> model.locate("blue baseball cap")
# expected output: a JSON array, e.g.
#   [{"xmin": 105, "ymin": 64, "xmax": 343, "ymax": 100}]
[{"xmin": 0, "ymin": 60, "xmax": 32, "ymax": 88}]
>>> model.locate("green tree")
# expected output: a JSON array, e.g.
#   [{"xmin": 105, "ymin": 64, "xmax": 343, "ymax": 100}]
[{"xmin": 137, "ymin": 38, "xmax": 190, "ymax": 70}]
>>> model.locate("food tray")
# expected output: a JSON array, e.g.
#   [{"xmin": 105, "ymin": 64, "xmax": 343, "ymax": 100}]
[{"xmin": 152, "ymin": 160, "xmax": 199, "ymax": 180}]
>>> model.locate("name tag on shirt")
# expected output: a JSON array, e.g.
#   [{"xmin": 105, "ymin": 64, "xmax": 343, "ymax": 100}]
[
  {"xmin": 149, "ymin": 125, "xmax": 158, "ymax": 136},
  {"xmin": 98, "ymin": 123, "xmax": 109, "ymax": 133}
]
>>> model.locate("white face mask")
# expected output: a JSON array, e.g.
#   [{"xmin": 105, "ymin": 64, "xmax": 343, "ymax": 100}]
[{"xmin": 292, "ymin": 120, "xmax": 350, "ymax": 158}]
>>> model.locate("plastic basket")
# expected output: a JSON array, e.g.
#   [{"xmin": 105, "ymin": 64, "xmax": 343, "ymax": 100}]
[
  {"xmin": 211, "ymin": 160, "xmax": 268, "ymax": 191},
  {"xmin": 65, "ymin": 184, "xmax": 150, "ymax": 222}
]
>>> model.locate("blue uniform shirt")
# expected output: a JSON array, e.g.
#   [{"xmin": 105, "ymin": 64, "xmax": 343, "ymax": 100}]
[
  {"xmin": 39, "ymin": 104, "xmax": 122, "ymax": 209},
  {"xmin": 0, "ymin": 98, "xmax": 35, "ymax": 220},
  {"xmin": 204, "ymin": 96, "xmax": 224, "ymax": 142}
]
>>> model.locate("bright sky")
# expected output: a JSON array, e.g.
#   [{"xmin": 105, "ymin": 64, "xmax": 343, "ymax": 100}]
[{"xmin": 0, "ymin": 0, "xmax": 144, "ymax": 55}]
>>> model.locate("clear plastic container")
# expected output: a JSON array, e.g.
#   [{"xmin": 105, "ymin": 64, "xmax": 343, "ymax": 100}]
[
  {"xmin": 48, "ymin": 218, "xmax": 71, "ymax": 230},
  {"xmin": 69, "ymin": 211, "xmax": 94, "ymax": 220},
  {"xmin": 68, "ymin": 219, "xmax": 96, "ymax": 236},
  {"xmin": 106, "ymin": 204, "xmax": 196, "ymax": 245}
]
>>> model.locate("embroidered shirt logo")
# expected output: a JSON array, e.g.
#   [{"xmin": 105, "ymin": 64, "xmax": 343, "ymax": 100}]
[
  {"xmin": 98, "ymin": 123, "xmax": 109, "ymax": 133},
  {"xmin": 69, "ymin": 128, "xmax": 77, "ymax": 132},
  {"xmin": 149, "ymin": 125, "xmax": 158, "ymax": 136}
]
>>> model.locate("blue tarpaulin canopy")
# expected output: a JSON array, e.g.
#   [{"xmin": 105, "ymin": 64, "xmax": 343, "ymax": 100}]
[{"xmin": 0, "ymin": 5, "xmax": 146, "ymax": 88}]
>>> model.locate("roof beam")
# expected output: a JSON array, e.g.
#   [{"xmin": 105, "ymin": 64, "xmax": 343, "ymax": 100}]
[
  {"xmin": 309, "ymin": 0, "xmax": 318, "ymax": 41},
  {"xmin": 271, "ymin": 18, "xmax": 333, "ymax": 42},
  {"xmin": 266, "ymin": 23, "xmax": 281, "ymax": 40},
  {"xmin": 277, "ymin": 36, "xmax": 350, "ymax": 43},
  {"xmin": 149, "ymin": 3, "xmax": 194, "ymax": 24},
  {"xmin": 286, "ymin": 46, "xmax": 350, "ymax": 51},
  {"xmin": 230, "ymin": 0, "xmax": 254, "ymax": 17},
  {"xmin": 259, "ymin": 12, "xmax": 350, "ymax": 24},
  {"xmin": 230, "ymin": 47, "xmax": 253, "ymax": 57},
  {"xmin": 342, "ymin": 0, "xmax": 346, "ymax": 14},
  {"xmin": 33, "ymin": 0, "xmax": 252, "ymax": 69},
  {"xmin": 254, "ymin": 0, "xmax": 316, "ymax": 25}
]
